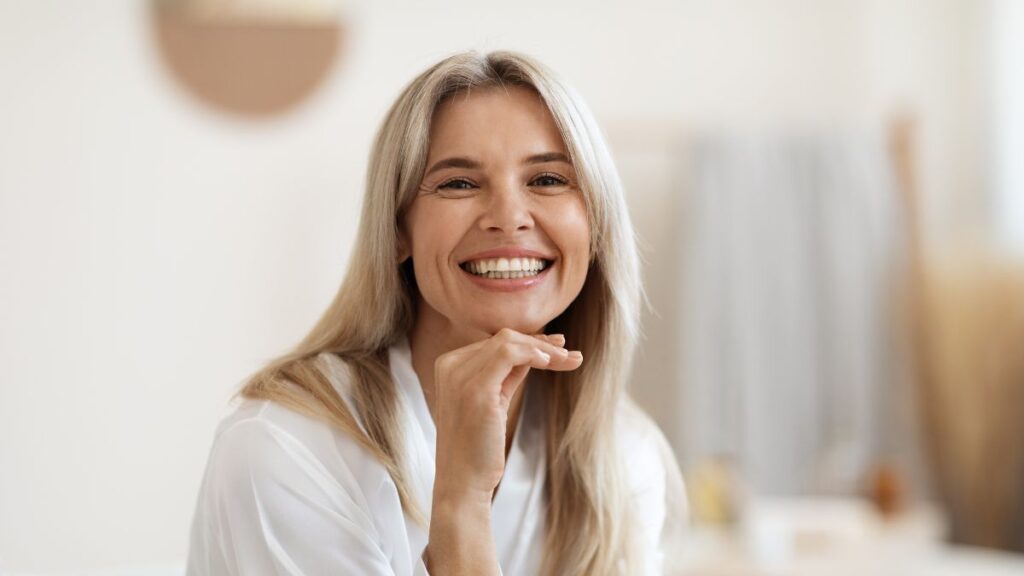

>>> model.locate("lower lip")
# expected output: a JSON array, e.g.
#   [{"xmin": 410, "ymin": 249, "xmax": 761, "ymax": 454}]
[{"xmin": 459, "ymin": 262, "xmax": 554, "ymax": 292}]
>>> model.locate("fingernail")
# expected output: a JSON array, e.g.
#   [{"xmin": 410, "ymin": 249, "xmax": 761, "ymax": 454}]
[
  {"xmin": 555, "ymin": 346, "xmax": 570, "ymax": 356},
  {"xmin": 539, "ymin": 351, "xmax": 551, "ymax": 362},
  {"xmin": 569, "ymin": 351, "xmax": 582, "ymax": 360}
]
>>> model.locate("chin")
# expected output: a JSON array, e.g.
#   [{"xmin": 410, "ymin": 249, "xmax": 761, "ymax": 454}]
[{"xmin": 472, "ymin": 313, "xmax": 549, "ymax": 337}]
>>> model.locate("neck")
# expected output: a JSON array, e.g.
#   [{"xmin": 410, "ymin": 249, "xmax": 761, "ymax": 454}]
[{"xmin": 408, "ymin": 301, "xmax": 529, "ymax": 459}]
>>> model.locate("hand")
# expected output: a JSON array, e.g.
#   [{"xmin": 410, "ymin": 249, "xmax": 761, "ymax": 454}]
[
  {"xmin": 425, "ymin": 328, "xmax": 582, "ymax": 574},
  {"xmin": 431, "ymin": 328, "xmax": 583, "ymax": 502}
]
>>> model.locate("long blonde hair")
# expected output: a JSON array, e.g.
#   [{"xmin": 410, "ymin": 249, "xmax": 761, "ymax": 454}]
[{"xmin": 239, "ymin": 49, "xmax": 676, "ymax": 575}]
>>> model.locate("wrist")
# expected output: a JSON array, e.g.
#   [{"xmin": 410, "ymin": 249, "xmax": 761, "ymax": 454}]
[
  {"xmin": 430, "ymin": 488, "xmax": 493, "ymax": 528},
  {"xmin": 427, "ymin": 490, "xmax": 497, "ymax": 575},
  {"xmin": 432, "ymin": 476, "xmax": 496, "ymax": 509}
]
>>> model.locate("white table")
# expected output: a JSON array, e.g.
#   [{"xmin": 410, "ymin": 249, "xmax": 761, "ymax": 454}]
[{"xmin": 672, "ymin": 497, "xmax": 1024, "ymax": 576}]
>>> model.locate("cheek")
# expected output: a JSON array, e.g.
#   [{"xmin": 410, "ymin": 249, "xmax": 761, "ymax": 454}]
[
  {"xmin": 407, "ymin": 203, "xmax": 469, "ymax": 278},
  {"xmin": 548, "ymin": 197, "xmax": 591, "ymax": 259}
]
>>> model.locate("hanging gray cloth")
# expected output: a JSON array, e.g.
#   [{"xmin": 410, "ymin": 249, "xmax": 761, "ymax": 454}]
[{"xmin": 675, "ymin": 130, "xmax": 923, "ymax": 497}]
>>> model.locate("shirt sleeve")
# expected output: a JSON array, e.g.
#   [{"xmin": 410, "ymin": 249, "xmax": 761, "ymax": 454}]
[{"xmin": 190, "ymin": 417, "xmax": 397, "ymax": 576}]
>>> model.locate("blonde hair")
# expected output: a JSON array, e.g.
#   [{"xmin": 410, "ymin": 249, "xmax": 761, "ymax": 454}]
[{"xmin": 239, "ymin": 49, "xmax": 682, "ymax": 575}]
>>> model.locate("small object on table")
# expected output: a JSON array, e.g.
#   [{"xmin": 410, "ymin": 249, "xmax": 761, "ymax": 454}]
[
  {"xmin": 688, "ymin": 455, "xmax": 743, "ymax": 526},
  {"xmin": 867, "ymin": 461, "xmax": 905, "ymax": 518}
]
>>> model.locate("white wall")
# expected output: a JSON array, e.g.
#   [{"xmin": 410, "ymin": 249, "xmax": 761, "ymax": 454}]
[
  {"xmin": 0, "ymin": 0, "xmax": 988, "ymax": 571},
  {"xmin": 991, "ymin": 0, "xmax": 1024, "ymax": 252}
]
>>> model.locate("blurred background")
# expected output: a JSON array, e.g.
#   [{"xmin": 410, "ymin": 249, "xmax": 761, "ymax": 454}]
[{"xmin": 1, "ymin": 0, "xmax": 1022, "ymax": 574}]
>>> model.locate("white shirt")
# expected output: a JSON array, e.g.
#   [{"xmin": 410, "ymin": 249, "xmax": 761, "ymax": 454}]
[{"xmin": 186, "ymin": 334, "xmax": 678, "ymax": 575}]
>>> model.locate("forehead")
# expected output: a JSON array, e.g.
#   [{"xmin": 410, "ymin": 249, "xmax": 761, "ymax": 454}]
[{"xmin": 427, "ymin": 84, "xmax": 567, "ymax": 155}]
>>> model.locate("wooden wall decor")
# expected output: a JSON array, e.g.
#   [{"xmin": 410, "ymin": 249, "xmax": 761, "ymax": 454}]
[{"xmin": 150, "ymin": 0, "xmax": 345, "ymax": 118}]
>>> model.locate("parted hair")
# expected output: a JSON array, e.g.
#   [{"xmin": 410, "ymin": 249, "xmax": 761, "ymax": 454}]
[{"xmin": 238, "ymin": 49, "xmax": 684, "ymax": 575}]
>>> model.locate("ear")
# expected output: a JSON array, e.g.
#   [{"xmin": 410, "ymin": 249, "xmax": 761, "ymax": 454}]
[{"xmin": 396, "ymin": 228, "xmax": 411, "ymax": 264}]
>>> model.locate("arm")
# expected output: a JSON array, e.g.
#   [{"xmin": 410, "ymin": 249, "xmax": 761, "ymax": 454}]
[
  {"xmin": 423, "ymin": 491, "xmax": 496, "ymax": 575},
  {"xmin": 422, "ymin": 329, "xmax": 579, "ymax": 575}
]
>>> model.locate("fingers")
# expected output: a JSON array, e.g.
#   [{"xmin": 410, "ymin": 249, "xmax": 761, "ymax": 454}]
[
  {"xmin": 437, "ymin": 329, "xmax": 583, "ymax": 396},
  {"xmin": 490, "ymin": 330, "xmax": 574, "ymax": 367},
  {"xmin": 500, "ymin": 363, "xmax": 532, "ymax": 404},
  {"xmin": 481, "ymin": 341, "xmax": 558, "ymax": 401},
  {"xmin": 489, "ymin": 340, "xmax": 563, "ymax": 371},
  {"xmin": 534, "ymin": 333, "xmax": 584, "ymax": 368},
  {"xmin": 537, "ymin": 333, "xmax": 566, "ymax": 347}
]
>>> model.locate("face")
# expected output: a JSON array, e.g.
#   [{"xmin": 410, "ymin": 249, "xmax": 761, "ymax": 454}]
[{"xmin": 400, "ymin": 84, "xmax": 591, "ymax": 340}]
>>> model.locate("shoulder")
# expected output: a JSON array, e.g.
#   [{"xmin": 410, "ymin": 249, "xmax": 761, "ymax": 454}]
[
  {"xmin": 616, "ymin": 402, "xmax": 675, "ymax": 497},
  {"xmin": 188, "ymin": 358, "xmax": 412, "ymax": 574},
  {"xmin": 199, "ymin": 354, "xmax": 394, "ymax": 514},
  {"xmin": 616, "ymin": 402, "xmax": 690, "ymax": 571},
  {"xmin": 212, "ymin": 352, "xmax": 360, "ymax": 463},
  {"xmin": 204, "ymin": 399, "xmax": 389, "ymax": 512}
]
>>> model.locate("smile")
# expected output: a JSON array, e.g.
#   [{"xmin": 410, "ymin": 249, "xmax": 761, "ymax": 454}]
[
  {"xmin": 457, "ymin": 257, "xmax": 555, "ymax": 292},
  {"xmin": 459, "ymin": 257, "xmax": 551, "ymax": 278}
]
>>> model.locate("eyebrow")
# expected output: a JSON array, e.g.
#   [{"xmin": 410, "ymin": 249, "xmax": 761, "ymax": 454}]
[{"xmin": 424, "ymin": 152, "xmax": 571, "ymax": 177}]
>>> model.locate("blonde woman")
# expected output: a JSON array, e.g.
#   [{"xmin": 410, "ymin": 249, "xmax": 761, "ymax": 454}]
[{"xmin": 186, "ymin": 49, "xmax": 687, "ymax": 576}]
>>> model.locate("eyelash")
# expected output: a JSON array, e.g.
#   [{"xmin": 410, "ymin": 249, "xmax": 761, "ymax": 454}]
[{"xmin": 437, "ymin": 173, "xmax": 569, "ymax": 191}]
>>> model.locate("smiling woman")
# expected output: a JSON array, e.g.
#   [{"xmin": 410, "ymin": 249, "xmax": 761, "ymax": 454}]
[
  {"xmin": 185, "ymin": 50, "xmax": 687, "ymax": 576},
  {"xmin": 401, "ymin": 84, "xmax": 591, "ymax": 335}
]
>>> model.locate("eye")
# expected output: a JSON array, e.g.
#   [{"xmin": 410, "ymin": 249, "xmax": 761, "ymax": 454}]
[
  {"xmin": 530, "ymin": 173, "xmax": 569, "ymax": 188},
  {"xmin": 438, "ymin": 178, "xmax": 476, "ymax": 191}
]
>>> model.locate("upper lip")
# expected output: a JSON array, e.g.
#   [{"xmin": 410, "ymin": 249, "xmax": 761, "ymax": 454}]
[{"xmin": 459, "ymin": 248, "xmax": 557, "ymax": 264}]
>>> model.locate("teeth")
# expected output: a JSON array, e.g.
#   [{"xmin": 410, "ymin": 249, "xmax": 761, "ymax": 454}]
[
  {"xmin": 463, "ymin": 257, "xmax": 549, "ymax": 276},
  {"xmin": 471, "ymin": 270, "xmax": 541, "ymax": 279}
]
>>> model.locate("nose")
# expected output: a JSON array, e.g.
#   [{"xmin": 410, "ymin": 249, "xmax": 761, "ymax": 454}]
[{"xmin": 479, "ymin": 179, "xmax": 534, "ymax": 233}]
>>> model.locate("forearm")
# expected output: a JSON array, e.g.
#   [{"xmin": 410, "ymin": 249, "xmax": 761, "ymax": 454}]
[{"xmin": 425, "ymin": 491, "xmax": 499, "ymax": 576}]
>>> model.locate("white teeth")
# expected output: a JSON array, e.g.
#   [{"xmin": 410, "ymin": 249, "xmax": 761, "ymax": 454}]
[{"xmin": 463, "ymin": 257, "xmax": 549, "ymax": 277}]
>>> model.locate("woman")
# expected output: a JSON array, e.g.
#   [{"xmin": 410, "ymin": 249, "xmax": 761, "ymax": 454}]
[{"xmin": 187, "ymin": 49, "xmax": 687, "ymax": 576}]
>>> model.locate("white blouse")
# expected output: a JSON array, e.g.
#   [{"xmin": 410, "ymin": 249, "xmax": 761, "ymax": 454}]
[{"xmin": 186, "ymin": 334, "xmax": 681, "ymax": 575}]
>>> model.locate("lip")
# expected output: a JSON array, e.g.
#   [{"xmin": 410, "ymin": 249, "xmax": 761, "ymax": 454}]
[{"xmin": 459, "ymin": 260, "xmax": 555, "ymax": 292}]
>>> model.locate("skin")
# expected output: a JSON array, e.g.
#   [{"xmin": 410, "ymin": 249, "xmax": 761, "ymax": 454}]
[{"xmin": 397, "ymin": 84, "xmax": 591, "ymax": 575}]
